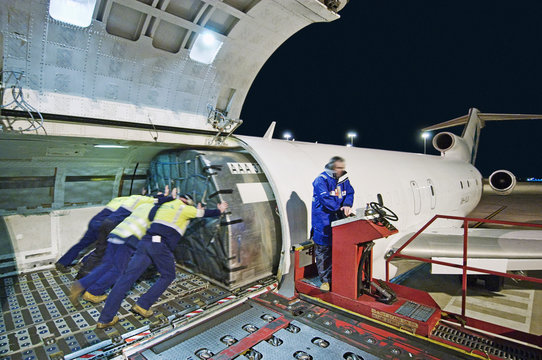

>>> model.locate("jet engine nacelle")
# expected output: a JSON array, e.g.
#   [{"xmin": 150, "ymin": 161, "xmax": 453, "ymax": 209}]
[
  {"xmin": 489, "ymin": 170, "xmax": 516, "ymax": 195},
  {"xmin": 432, "ymin": 132, "xmax": 470, "ymax": 160}
]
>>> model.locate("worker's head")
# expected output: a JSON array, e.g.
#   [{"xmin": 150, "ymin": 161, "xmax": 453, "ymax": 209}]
[
  {"xmin": 179, "ymin": 193, "xmax": 194, "ymax": 206},
  {"xmin": 325, "ymin": 156, "xmax": 346, "ymax": 177}
]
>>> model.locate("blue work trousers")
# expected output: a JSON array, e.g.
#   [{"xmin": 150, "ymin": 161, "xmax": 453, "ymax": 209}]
[
  {"xmin": 57, "ymin": 220, "xmax": 102, "ymax": 266},
  {"xmin": 78, "ymin": 243, "xmax": 135, "ymax": 295},
  {"xmin": 98, "ymin": 240, "xmax": 176, "ymax": 324},
  {"xmin": 315, "ymin": 244, "xmax": 332, "ymax": 284}
]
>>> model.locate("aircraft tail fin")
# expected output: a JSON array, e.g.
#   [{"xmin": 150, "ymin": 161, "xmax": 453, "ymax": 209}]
[{"xmin": 423, "ymin": 108, "xmax": 542, "ymax": 164}]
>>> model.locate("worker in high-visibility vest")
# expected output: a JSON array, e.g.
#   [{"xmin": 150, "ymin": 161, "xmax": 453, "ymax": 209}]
[
  {"xmin": 55, "ymin": 196, "xmax": 129, "ymax": 272},
  {"xmin": 76, "ymin": 193, "xmax": 163, "ymax": 278},
  {"xmin": 69, "ymin": 200, "xmax": 164, "ymax": 304},
  {"xmin": 96, "ymin": 193, "xmax": 228, "ymax": 328}
]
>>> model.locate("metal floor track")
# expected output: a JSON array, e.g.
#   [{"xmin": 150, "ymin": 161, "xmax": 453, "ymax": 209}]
[
  {"xmin": 432, "ymin": 323, "xmax": 542, "ymax": 360},
  {"xmin": 0, "ymin": 266, "xmax": 231, "ymax": 360}
]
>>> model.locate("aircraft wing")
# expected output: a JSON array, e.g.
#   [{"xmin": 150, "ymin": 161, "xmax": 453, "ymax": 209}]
[{"xmin": 391, "ymin": 228, "xmax": 542, "ymax": 272}]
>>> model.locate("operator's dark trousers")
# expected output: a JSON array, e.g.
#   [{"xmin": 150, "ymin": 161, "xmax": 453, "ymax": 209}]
[{"xmin": 314, "ymin": 243, "xmax": 332, "ymax": 284}]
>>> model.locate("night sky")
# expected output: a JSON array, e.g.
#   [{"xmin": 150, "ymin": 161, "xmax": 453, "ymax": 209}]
[{"xmin": 239, "ymin": 1, "xmax": 542, "ymax": 179}]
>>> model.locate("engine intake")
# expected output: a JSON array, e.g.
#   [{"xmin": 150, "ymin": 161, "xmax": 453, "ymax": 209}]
[
  {"xmin": 489, "ymin": 170, "xmax": 516, "ymax": 195},
  {"xmin": 433, "ymin": 132, "xmax": 455, "ymax": 152}
]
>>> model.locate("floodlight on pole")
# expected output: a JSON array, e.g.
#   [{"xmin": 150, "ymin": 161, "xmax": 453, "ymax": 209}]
[
  {"xmin": 347, "ymin": 132, "xmax": 357, "ymax": 146},
  {"xmin": 283, "ymin": 132, "xmax": 292, "ymax": 141},
  {"xmin": 421, "ymin": 132, "xmax": 430, "ymax": 154}
]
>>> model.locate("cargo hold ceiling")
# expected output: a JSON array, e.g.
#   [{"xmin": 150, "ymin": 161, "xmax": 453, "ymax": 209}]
[{"xmin": 0, "ymin": 0, "xmax": 341, "ymax": 132}]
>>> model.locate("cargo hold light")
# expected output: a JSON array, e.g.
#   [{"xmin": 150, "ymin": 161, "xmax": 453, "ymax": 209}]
[
  {"xmin": 94, "ymin": 144, "xmax": 128, "ymax": 149},
  {"xmin": 49, "ymin": 0, "xmax": 97, "ymax": 28},
  {"xmin": 189, "ymin": 31, "xmax": 223, "ymax": 64}
]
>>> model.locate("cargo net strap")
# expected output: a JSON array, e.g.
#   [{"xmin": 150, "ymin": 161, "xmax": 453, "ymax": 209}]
[{"xmin": 147, "ymin": 151, "xmax": 232, "ymax": 285}]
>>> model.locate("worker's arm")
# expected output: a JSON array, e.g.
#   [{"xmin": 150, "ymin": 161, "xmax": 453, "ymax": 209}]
[{"xmin": 197, "ymin": 202, "xmax": 228, "ymax": 218}]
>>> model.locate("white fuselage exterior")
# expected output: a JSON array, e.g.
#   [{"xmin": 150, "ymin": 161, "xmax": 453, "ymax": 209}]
[{"xmin": 238, "ymin": 136, "xmax": 483, "ymax": 279}]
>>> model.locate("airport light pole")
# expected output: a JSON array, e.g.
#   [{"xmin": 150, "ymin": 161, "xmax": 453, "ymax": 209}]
[
  {"xmin": 347, "ymin": 132, "xmax": 357, "ymax": 146},
  {"xmin": 422, "ymin": 132, "xmax": 430, "ymax": 154},
  {"xmin": 283, "ymin": 132, "xmax": 292, "ymax": 141}
]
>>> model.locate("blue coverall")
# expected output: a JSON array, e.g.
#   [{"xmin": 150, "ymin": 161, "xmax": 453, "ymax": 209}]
[
  {"xmin": 77, "ymin": 235, "xmax": 138, "ymax": 296},
  {"xmin": 311, "ymin": 170, "xmax": 355, "ymax": 283},
  {"xmin": 98, "ymin": 204, "xmax": 221, "ymax": 324}
]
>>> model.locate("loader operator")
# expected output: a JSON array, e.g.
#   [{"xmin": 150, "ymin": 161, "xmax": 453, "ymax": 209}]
[
  {"xmin": 311, "ymin": 156, "xmax": 355, "ymax": 292},
  {"xmin": 96, "ymin": 193, "xmax": 228, "ymax": 328}
]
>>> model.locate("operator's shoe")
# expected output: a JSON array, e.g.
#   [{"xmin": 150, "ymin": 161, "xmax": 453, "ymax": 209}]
[
  {"xmin": 131, "ymin": 304, "xmax": 154, "ymax": 318},
  {"xmin": 82, "ymin": 291, "xmax": 107, "ymax": 303},
  {"xmin": 320, "ymin": 282, "xmax": 330, "ymax": 292},
  {"xmin": 68, "ymin": 281, "xmax": 84, "ymax": 305},
  {"xmin": 55, "ymin": 262, "xmax": 69, "ymax": 273},
  {"xmin": 96, "ymin": 316, "xmax": 119, "ymax": 329}
]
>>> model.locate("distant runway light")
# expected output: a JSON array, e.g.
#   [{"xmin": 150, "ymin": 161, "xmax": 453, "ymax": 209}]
[
  {"xmin": 283, "ymin": 132, "xmax": 292, "ymax": 141},
  {"xmin": 421, "ymin": 132, "xmax": 430, "ymax": 154},
  {"xmin": 347, "ymin": 132, "xmax": 357, "ymax": 146}
]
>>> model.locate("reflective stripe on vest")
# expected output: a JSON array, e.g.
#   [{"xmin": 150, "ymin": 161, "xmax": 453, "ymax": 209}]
[{"xmin": 110, "ymin": 203, "xmax": 153, "ymax": 240}]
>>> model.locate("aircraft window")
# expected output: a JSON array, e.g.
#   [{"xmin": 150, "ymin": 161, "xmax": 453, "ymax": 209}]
[
  {"xmin": 410, "ymin": 181, "xmax": 421, "ymax": 215},
  {"xmin": 427, "ymin": 179, "xmax": 436, "ymax": 210},
  {"xmin": 460, "ymin": 181, "xmax": 463, "ymax": 189},
  {"xmin": 49, "ymin": 0, "xmax": 97, "ymax": 27},
  {"xmin": 467, "ymin": 180, "xmax": 470, "ymax": 187}
]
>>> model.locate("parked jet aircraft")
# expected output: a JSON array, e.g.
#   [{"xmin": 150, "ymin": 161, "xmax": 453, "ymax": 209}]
[{"xmin": 1, "ymin": 0, "xmax": 541, "ymax": 291}]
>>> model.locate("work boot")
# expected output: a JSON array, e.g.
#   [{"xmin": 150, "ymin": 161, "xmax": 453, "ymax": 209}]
[
  {"xmin": 68, "ymin": 281, "xmax": 84, "ymax": 305},
  {"xmin": 131, "ymin": 304, "xmax": 154, "ymax": 318},
  {"xmin": 320, "ymin": 282, "xmax": 330, "ymax": 292},
  {"xmin": 82, "ymin": 291, "xmax": 107, "ymax": 303},
  {"xmin": 55, "ymin": 262, "xmax": 69, "ymax": 273},
  {"xmin": 96, "ymin": 316, "xmax": 119, "ymax": 329}
]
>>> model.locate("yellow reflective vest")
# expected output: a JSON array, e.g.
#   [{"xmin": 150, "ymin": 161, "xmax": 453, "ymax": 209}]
[
  {"xmin": 153, "ymin": 199, "xmax": 204, "ymax": 235},
  {"xmin": 105, "ymin": 196, "xmax": 129, "ymax": 211},
  {"xmin": 120, "ymin": 195, "xmax": 156, "ymax": 211},
  {"xmin": 110, "ymin": 203, "xmax": 154, "ymax": 240}
]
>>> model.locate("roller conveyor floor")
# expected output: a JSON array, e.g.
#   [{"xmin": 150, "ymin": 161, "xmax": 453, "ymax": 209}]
[{"xmin": 0, "ymin": 266, "xmax": 231, "ymax": 360}]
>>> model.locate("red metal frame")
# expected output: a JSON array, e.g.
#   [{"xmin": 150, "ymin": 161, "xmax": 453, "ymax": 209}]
[{"xmin": 385, "ymin": 214, "xmax": 542, "ymax": 347}]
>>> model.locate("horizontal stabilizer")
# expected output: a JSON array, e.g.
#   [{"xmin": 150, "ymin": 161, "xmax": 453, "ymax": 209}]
[{"xmin": 423, "ymin": 112, "xmax": 542, "ymax": 131}]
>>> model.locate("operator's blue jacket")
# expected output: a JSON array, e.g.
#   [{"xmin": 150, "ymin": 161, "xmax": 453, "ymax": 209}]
[{"xmin": 311, "ymin": 170, "xmax": 355, "ymax": 246}]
